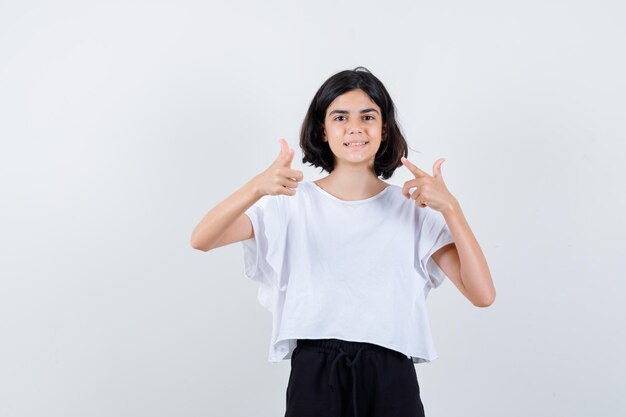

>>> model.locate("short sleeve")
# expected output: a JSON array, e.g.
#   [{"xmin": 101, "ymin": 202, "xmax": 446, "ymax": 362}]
[
  {"xmin": 415, "ymin": 207, "xmax": 455, "ymax": 289},
  {"xmin": 241, "ymin": 195, "xmax": 289, "ymax": 294}
]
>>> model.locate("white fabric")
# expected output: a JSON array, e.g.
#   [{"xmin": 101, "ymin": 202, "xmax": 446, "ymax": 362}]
[{"xmin": 241, "ymin": 180, "xmax": 455, "ymax": 364}]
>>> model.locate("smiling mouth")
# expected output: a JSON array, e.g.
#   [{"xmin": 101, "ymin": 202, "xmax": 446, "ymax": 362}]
[{"xmin": 344, "ymin": 141, "xmax": 369, "ymax": 147}]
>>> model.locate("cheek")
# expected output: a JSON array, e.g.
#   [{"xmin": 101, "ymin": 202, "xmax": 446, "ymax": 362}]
[{"xmin": 328, "ymin": 130, "xmax": 342, "ymax": 141}]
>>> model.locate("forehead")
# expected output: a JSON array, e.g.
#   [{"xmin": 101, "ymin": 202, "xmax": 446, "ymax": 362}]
[{"xmin": 326, "ymin": 89, "xmax": 379, "ymax": 114}]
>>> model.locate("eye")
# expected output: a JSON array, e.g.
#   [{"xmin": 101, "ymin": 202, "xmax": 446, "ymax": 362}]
[
  {"xmin": 334, "ymin": 116, "xmax": 346, "ymax": 121},
  {"xmin": 363, "ymin": 115, "xmax": 375, "ymax": 120}
]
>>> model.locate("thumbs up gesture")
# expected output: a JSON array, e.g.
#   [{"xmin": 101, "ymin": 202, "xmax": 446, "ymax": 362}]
[
  {"xmin": 400, "ymin": 156, "xmax": 457, "ymax": 214},
  {"xmin": 252, "ymin": 138, "xmax": 304, "ymax": 197}
]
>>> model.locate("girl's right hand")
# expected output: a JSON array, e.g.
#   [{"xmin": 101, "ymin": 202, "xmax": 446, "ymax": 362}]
[{"xmin": 251, "ymin": 138, "xmax": 304, "ymax": 197}]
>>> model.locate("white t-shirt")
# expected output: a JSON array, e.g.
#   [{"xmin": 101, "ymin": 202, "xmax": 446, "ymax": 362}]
[{"xmin": 241, "ymin": 180, "xmax": 455, "ymax": 364}]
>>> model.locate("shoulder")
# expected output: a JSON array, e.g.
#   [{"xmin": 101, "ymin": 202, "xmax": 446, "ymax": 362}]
[
  {"xmin": 293, "ymin": 180, "xmax": 315, "ymax": 200},
  {"xmin": 257, "ymin": 180, "xmax": 313, "ymax": 205},
  {"xmin": 380, "ymin": 184, "xmax": 440, "ymax": 222},
  {"xmin": 380, "ymin": 183, "xmax": 408, "ymax": 204},
  {"xmin": 268, "ymin": 180, "xmax": 313, "ymax": 215}
]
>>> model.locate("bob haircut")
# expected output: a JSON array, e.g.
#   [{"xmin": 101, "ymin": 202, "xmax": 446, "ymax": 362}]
[{"xmin": 300, "ymin": 66, "xmax": 408, "ymax": 180}]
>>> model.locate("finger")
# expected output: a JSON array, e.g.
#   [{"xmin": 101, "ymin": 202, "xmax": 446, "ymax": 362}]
[
  {"xmin": 433, "ymin": 158, "xmax": 445, "ymax": 179},
  {"xmin": 275, "ymin": 185, "xmax": 296, "ymax": 196},
  {"xmin": 400, "ymin": 157, "xmax": 429, "ymax": 178},
  {"xmin": 286, "ymin": 169, "xmax": 305, "ymax": 182},
  {"xmin": 277, "ymin": 138, "xmax": 288, "ymax": 161},
  {"xmin": 275, "ymin": 179, "xmax": 297, "ymax": 196},
  {"xmin": 277, "ymin": 138, "xmax": 294, "ymax": 166},
  {"xmin": 402, "ymin": 179, "xmax": 422, "ymax": 198},
  {"xmin": 410, "ymin": 189, "xmax": 427, "ymax": 207},
  {"xmin": 409, "ymin": 188, "xmax": 422, "ymax": 202},
  {"xmin": 278, "ymin": 177, "xmax": 299, "ymax": 189}
]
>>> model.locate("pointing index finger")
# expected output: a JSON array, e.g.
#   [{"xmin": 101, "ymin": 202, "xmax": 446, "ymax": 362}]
[{"xmin": 401, "ymin": 157, "xmax": 428, "ymax": 177}]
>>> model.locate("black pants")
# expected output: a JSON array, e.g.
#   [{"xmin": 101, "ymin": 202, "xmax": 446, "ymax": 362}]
[{"xmin": 285, "ymin": 338, "xmax": 425, "ymax": 417}]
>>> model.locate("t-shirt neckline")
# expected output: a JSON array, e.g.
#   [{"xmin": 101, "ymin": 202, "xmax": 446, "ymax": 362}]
[{"xmin": 311, "ymin": 181, "xmax": 392, "ymax": 204}]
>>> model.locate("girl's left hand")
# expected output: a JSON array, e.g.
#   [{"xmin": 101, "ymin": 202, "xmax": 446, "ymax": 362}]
[{"xmin": 400, "ymin": 156, "xmax": 458, "ymax": 214}]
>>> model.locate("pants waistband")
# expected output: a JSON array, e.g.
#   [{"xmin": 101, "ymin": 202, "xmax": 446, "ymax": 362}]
[{"xmin": 296, "ymin": 338, "xmax": 396, "ymax": 357}]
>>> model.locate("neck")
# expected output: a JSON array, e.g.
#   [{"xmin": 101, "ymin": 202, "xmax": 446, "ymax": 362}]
[{"xmin": 316, "ymin": 163, "xmax": 386, "ymax": 201}]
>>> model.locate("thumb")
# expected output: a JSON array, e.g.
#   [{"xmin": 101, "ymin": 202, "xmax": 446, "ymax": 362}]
[
  {"xmin": 433, "ymin": 158, "xmax": 445, "ymax": 178},
  {"xmin": 277, "ymin": 138, "xmax": 294, "ymax": 166}
]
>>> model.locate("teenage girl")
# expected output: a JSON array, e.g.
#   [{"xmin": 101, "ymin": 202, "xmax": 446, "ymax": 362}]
[{"xmin": 191, "ymin": 67, "xmax": 495, "ymax": 417}]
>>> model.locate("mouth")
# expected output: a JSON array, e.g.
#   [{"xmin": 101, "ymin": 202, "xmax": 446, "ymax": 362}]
[{"xmin": 343, "ymin": 141, "xmax": 369, "ymax": 148}]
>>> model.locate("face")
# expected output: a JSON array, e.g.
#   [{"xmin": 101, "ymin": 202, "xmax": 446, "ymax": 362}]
[{"xmin": 322, "ymin": 88, "xmax": 386, "ymax": 168}]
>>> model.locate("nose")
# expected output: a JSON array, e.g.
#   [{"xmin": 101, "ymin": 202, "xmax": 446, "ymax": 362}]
[{"xmin": 347, "ymin": 119, "xmax": 364, "ymax": 134}]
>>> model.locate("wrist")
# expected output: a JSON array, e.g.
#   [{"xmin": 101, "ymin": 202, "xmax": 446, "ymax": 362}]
[
  {"xmin": 442, "ymin": 198, "xmax": 462, "ymax": 218},
  {"xmin": 244, "ymin": 177, "xmax": 263, "ymax": 200}
]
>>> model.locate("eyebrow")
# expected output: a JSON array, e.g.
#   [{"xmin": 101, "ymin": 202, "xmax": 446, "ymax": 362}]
[{"xmin": 328, "ymin": 108, "xmax": 380, "ymax": 116}]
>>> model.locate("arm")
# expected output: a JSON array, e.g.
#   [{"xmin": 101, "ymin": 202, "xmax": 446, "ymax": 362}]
[
  {"xmin": 431, "ymin": 200, "xmax": 496, "ymax": 307},
  {"xmin": 190, "ymin": 138, "xmax": 303, "ymax": 252},
  {"xmin": 190, "ymin": 180, "xmax": 261, "ymax": 252},
  {"xmin": 399, "ymin": 156, "xmax": 495, "ymax": 308}
]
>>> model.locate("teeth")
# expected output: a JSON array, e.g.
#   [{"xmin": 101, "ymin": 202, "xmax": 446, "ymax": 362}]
[{"xmin": 345, "ymin": 142, "xmax": 367, "ymax": 146}]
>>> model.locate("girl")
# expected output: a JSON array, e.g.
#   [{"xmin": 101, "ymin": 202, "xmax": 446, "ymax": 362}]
[{"xmin": 191, "ymin": 67, "xmax": 495, "ymax": 417}]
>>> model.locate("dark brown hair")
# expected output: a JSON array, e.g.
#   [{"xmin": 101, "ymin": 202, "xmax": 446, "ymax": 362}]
[{"xmin": 299, "ymin": 66, "xmax": 408, "ymax": 179}]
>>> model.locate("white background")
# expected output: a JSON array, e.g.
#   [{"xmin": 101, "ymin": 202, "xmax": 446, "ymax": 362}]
[{"xmin": 1, "ymin": 0, "xmax": 625, "ymax": 416}]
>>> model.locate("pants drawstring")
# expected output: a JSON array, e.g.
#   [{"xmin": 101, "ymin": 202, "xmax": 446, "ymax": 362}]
[{"xmin": 328, "ymin": 346, "xmax": 365, "ymax": 417}]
